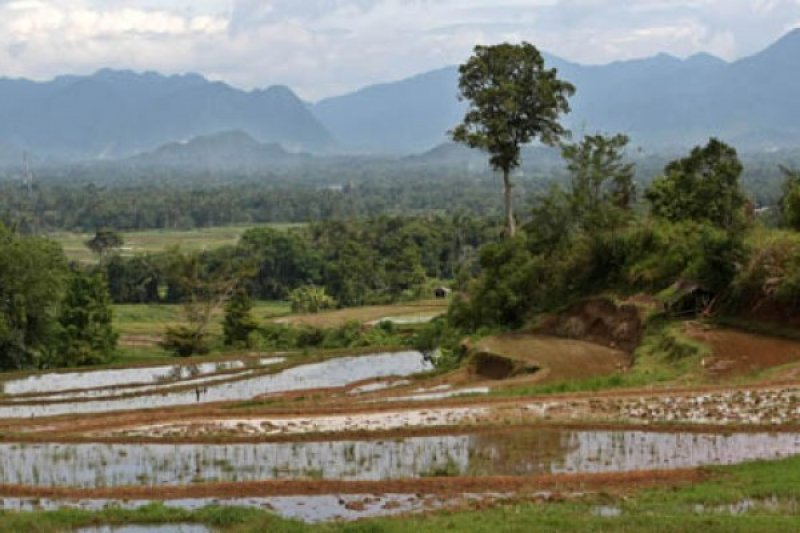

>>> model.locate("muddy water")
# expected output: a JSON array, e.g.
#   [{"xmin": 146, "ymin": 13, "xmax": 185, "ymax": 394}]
[
  {"xmin": 1, "ymin": 429, "xmax": 799, "ymax": 487},
  {"xmin": 0, "ymin": 351, "xmax": 432, "ymax": 419}
]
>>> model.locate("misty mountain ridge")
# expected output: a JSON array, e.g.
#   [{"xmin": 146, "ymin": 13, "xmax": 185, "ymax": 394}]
[
  {"xmin": 0, "ymin": 28, "xmax": 798, "ymax": 163},
  {"xmin": 314, "ymin": 28, "xmax": 800, "ymax": 153},
  {"xmin": 0, "ymin": 69, "xmax": 334, "ymax": 160}
]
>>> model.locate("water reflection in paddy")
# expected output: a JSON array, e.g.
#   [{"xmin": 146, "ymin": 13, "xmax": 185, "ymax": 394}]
[
  {"xmin": 0, "ymin": 351, "xmax": 432, "ymax": 419},
  {"xmin": 1, "ymin": 429, "xmax": 798, "ymax": 487},
  {"xmin": 1, "ymin": 361, "xmax": 251, "ymax": 395}
]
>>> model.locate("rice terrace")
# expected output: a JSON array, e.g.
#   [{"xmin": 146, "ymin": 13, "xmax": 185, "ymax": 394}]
[{"xmin": 3, "ymin": 2, "xmax": 800, "ymax": 532}]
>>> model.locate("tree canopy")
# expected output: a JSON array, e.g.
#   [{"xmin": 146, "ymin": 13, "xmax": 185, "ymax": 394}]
[
  {"xmin": 0, "ymin": 224, "xmax": 68, "ymax": 369},
  {"xmin": 645, "ymin": 138, "xmax": 747, "ymax": 231},
  {"xmin": 452, "ymin": 42, "xmax": 575, "ymax": 236}
]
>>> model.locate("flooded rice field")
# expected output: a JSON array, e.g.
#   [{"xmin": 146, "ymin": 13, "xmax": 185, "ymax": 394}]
[
  {"xmin": 0, "ymin": 360, "xmax": 263, "ymax": 396},
  {"xmin": 0, "ymin": 351, "xmax": 432, "ymax": 419},
  {"xmin": 0, "ymin": 493, "xmax": 497, "ymax": 523},
  {"xmin": 1, "ymin": 429, "xmax": 799, "ymax": 487}
]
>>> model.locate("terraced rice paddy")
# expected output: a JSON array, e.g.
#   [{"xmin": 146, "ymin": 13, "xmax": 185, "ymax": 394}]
[
  {"xmin": 0, "ymin": 430, "xmax": 799, "ymax": 488},
  {"xmin": 0, "ymin": 351, "xmax": 432, "ymax": 418},
  {"xmin": 3, "ymin": 325, "xmax": 800, "ymax": 526}
]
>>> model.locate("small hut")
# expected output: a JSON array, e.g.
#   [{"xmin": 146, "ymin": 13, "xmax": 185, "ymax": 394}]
[
  {"xmin": 663, "ymin": 281, "xmax": 715, "ymax": 317},
  {"xmin": 433, "ymin": 286, "xmax": 452, "ymax": 299}
]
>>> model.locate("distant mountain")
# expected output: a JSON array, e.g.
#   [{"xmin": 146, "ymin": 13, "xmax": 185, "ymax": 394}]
[
  {"xmin": 314, "ymin": 67, "xmax": 464, "ymax": 154},
  {"xmin": 0, "ymin": 69, "xmax": 334, "ymax": 159},
  {"xmin": 313, "ymin": 29, "xmax": 800, "ymax": 153},
  {"xmin": 3, "ymin": 30, "xmax": 799, "ymax": 161},
  {"xmin": 125, "ymin": 130, "xmax": 308, "ymax": 171}
]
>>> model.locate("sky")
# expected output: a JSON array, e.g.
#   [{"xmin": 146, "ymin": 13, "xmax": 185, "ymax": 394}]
[{"xmin": 1, "ymin": 0, "xmax": 799, "ymax": 100}]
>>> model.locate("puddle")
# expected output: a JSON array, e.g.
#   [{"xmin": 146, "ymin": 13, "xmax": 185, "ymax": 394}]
[
  {"xmin": 367, "ymin": 314, "xmax": 441, "ymax": 326},
  {"xmin": 593, "ymin": 505, "xmax": 622, "ymax": 517},
  {"xmin": 693, "ymin": 497, "xmax": 799, "ymax": 516},
  {"xmin": 75, "ymin": 525, "xmax": 210, "ymax": 533},
  {"xmin": 0, "ymin": 352, "xmax": 431, "ymax": 419},
  {"xmin": 2, "ymin": 429, "xmax": 800, "ymax": 487},
  {"xmin": 384, "ymin": 386, "xmax": 490, "ymax": 402}
]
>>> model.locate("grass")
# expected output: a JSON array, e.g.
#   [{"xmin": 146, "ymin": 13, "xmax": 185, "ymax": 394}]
[
  {"xmin": 113, "ymin": 301, "xmax": 292, "ymax": 337},
  {"xmin": 4, "ymin": 455, "xmax": 800, "ymax": 532},
  {"xmin": 50, "ymin": 224, "xmax": 304, "ymax": 263}
]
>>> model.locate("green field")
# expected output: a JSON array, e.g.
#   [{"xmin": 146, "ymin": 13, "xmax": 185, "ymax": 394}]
[
  {"xmin": 113, "ymin": 301, "xmax": 292, "ymax": 337},
  {"xmin": 51, "ymin": 224, "xmax": 305, "ymax": 263}
]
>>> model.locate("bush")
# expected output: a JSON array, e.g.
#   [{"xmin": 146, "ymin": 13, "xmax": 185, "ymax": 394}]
[
  {"xmin": 289, "ymin": 285, "xmax": 337, "ymax": 314},
  {"xmin": 223, "ymin": 290, "xmax": 258, "ymax": 347},
  {"xmin": 161, "ymin": 326, "xmax": 210, "ymax": 357}
]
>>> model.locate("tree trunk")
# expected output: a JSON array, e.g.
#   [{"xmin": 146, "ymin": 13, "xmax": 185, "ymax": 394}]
[{"xmin": 503, "ymin": 168, "xmax": 516, "ymax": 237}]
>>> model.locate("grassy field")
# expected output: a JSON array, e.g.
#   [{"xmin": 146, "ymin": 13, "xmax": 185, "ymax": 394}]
[
  {"xmin": 114, "ymin": 301, "xmax": 292, "ymax": 337},
  {"xmin": 2, "ymin": 455, "xmax": 799, "ymax": 532},
  {"xmin": 272, "ymin": 300, "xmax": 448, "ymax": 328},
  {"xmin": 50, "ymin": 224, "xmax": 304, "ymax": 263}
]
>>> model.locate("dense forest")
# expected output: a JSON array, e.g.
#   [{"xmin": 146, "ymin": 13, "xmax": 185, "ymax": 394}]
[
  {"xmin": 3, "ymin": 135, "xmax": 800, "ymax": 369},
  {"xmin": 1, "ymin": 147, "xmax": 798, "ymax": 233}
]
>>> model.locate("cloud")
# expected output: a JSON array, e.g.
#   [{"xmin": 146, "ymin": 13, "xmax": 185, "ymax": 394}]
[{"xmin": 0, "ymin": 0, "xmax": 797, "ymax": 100}]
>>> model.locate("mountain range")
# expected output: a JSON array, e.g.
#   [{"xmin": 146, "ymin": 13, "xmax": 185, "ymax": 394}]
[
  {"xmin": 0, "ymin": 29, "xmax": 798, "ymax": 162},
  {"xmin": 314, "ymin": 29, "xmax": 800, "ymax": 153},
  {"xmin": 0, "ymin": 69, "xmax": 332, "ymax": 160}
]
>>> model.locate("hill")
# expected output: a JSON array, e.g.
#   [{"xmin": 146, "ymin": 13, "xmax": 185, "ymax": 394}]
[{"xmin": 125, "ymin": 130, "xmax": 309, "ymax": 172}]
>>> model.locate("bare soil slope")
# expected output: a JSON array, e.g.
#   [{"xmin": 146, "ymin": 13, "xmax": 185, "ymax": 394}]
[
  {"xmin": 688, "ymin": 323, "xmax": 800, "ymax": 377},
  {"xmin": 473, "ymin": 334, "xmax": 630, "ymax": 382}
]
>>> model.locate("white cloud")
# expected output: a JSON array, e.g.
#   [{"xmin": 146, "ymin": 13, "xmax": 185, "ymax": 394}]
[{"xmin": 0, "ymin": 0, "xmax": 797, "ymax": 100}]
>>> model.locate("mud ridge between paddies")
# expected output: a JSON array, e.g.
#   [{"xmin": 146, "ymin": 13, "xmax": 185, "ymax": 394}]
[
  {"xmin": 8, "ymin": 381, "xmax": 800, "ymax": 444},
  {"xmin": 0, "ymin": 469, "xmax": 704, "ymax": 499}
]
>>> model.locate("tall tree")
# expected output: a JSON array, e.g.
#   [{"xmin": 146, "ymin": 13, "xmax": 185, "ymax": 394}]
[
  {"xmin": 451, "ymin": 42, "xmax": 575, "ymax": 236},
  {"xmin": 779, "ymin": 166, "xmax": 800, "ymax": 230},
  {"xmin": 85, "ymin": 229, "xmax": 124, "ymax": 257},
  {"xmin": 562, "ymin": 133, "xmax": 636, "ymax": 231},
  {"xmin": 53, "ymin": 268, "xmax": 117, "ymax": 367},
  {"xmin": 161, "ymin": 249, "xmax": 246, "ymax": 357},
  {"xmin": 223, "ymin": 288, "xmax": 258, "ymax": 347},
  {"xmin": 645, "ymin": 138, "xmax": 747, "ymax": 232}
]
